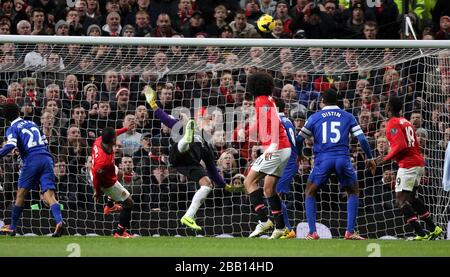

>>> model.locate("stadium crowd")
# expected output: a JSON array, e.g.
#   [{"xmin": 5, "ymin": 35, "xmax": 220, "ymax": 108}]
[{"xmin": 0, "ymin": 0, "xmax": 449, "ymax": 236}]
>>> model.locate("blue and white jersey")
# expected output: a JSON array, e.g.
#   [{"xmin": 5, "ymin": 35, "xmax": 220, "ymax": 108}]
[
  {"xmin": 279, "ymin": 113, "xmax": 298, "ymax": 154},
  {"xmin": 299, "ymin": 105, "xmax": 362, "ymax": 158},
  {"xmin": 4, "ymin": 117, "xmax": 50, "ymax": 161}
]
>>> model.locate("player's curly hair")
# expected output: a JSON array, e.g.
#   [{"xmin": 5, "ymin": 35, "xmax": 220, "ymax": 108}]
[
  {"xmin": 246, "ymin": 72, "xmax": 274, "ymax": 96},
  {"xmin": 0, "ymin": 103, "xmax": 20, "ymax": 122},
  {"xmin": 101, "ymin": 127, "xmax": 116, "ymax": 145}
]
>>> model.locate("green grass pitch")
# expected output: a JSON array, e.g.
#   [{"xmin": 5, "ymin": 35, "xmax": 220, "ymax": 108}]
[{"xmin": 1, "ymin": 236, "xmax": 450, "ymax": 257}]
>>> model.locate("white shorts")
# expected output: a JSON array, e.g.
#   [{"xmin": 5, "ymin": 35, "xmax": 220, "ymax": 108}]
[
  {"xmin": 101, "ymin": 181, "xmax": 130, "ymax": 202},
  {"xmin": 251, "ymin": 148, "xmax": 291, "ymax": 177},
  {"xmin": 395, "ymin": 166, "xmax": 424, "ymax": 192},
  {"xmin": 89, "ymin": 166, "xmax": 130, "ymax": 202}
]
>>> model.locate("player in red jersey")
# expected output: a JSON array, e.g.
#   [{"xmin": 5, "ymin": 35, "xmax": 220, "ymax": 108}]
[
  {"xmin": 243, "ymin": 72, "xmax": 292, "ymax": 239},
  {"xmin": 91, "ymin": 124, "xmax": 135, "ymax": 238},
  {"xmin": 376, "ymin": 96, "xmax": 442, "ymax": 240}
]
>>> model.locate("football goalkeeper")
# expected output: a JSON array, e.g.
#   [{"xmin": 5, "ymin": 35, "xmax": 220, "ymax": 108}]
[{"xmin": 143, "ymin": 86, "xmax": 231, "ymax": 231}]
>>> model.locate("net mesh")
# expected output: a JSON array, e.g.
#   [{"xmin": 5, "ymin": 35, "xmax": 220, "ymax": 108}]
[{"xmin": 0, "ymin": 40, "xmax": 449, "ymax": 238}]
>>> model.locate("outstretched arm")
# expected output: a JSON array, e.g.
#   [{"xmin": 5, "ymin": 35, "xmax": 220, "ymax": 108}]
[{"xmin": 115, "ymin": 127, "xmax": 128, "ymax": 137}]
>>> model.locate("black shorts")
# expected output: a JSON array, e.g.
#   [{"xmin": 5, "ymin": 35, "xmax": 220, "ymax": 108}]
[{"xmin": 169, "ymin": 142, "xmax": 208, "ymax": 183}]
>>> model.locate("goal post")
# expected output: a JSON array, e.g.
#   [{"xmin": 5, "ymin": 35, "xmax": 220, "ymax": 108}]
[{"xmin": 0, "ymin": 35, "xmax": 449, "ymax": 238}]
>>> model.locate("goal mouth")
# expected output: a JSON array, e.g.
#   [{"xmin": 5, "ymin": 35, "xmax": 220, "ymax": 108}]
[{"xmin": 0, "ymin": 36, "xmax": 449, "ymax": 239}]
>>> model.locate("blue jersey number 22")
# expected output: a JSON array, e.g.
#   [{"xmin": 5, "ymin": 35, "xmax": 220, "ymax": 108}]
[{"xmin": 22, "ymin": 127, "xmax": 45, "ymax": 148}]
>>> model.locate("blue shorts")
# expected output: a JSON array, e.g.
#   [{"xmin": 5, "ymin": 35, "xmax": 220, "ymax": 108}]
[
  {"xmin": 308, "ymin": 156, "xmax": 356, "ymax": 188},
  {"xmin": 18, "ymin": 154, "xmax": 56, "ymax": 192},
  {"xmin": 276, "ymin": 152, "xmax": 298, "ymax": 194}
]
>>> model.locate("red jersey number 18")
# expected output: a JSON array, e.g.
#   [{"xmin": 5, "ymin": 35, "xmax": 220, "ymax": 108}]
[{"xmin": 405, "ymin": 126, "xmax": 415, "ymax": 147}]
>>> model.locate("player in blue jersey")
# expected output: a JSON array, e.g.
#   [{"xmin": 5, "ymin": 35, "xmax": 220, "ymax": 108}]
[
  {"xmin": 276, "ymin": 100, "xmax": 299, "ymax": 239},
  {"xmin": 297, "ymin": 89, "xmax": 376, "ymax": 240},
  {"xmin": 0, "ymin": 103, "xmax": 64, "ymax": 237}
]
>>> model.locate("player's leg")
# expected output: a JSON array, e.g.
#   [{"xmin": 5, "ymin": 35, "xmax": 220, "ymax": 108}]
[
  {"xmin": 42, "ymin": 190, "xmax": 65, "ymax": 237},
  {"xmin": 263, "ymin": 174, "xmax": 287, "ymax": 239},
  {"xmin": 40, "ymin": 157, "xmax": 65, "ymax": 237},
  {"xmin": 336, "ymin": 157, "xmax": 365, "ymax": 240},
  {"xmin": 103, "ymin": 196, "xmax": 123, "ymax": 215},
  {"xmin": 181, "ymin": 175, "xmax": 213, "ymax": 231},
  {"xmin": 201, "ymin": 141, "xmax": 228, "ymax": 189},
  {"xmin": 410, "ymin": 193, "xmax": 442, "ymax": 239},
  {"xmin": 1, "ymin": 188, "xmax": 29, "ymax": 236},
  {"xmin": 304, "ymin": 157, "xmax": 330, "ymax": 240},
  {"xmin": 395, "ymin": 167, "xmax": 429, "ymax": 240},
  {"xmin": 304, "ymin": 181, "xmax": 320, "ymax": 239},
  {"xmin": 409, "ymin": 168, "xmax": 442, "ymax": 239},
  {"xmin": 245, "ymin": 168, "xmax": 273, "ymax": 237},
  {"xmin": 177, "ymin": 119, "xmax": 195, "ymax": 153},
  {"xmin": 396, "ymin": 191, "xmax": 429, "ymax": 239},
  {"xmin": 115, "ymin": 196, "xmax": 134, "ymax": 238},
  {"xmin": 276, "ymin": 153, "xmax": 298, "ymax": 238},
  {"xmin": 2, "ymin": 162, "xmax": 37, "ymax": 235},
  {"xmin": 101, "ymin": 181, "xmax": 134, "ymax": 238}
]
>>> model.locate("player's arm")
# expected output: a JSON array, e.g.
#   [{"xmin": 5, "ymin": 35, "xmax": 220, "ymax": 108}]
[
  {"xmin": 352, "ymin": 127, "xmax": 373, "ymax": 159},
  {"xmin": 351, "ymin": 118, "xmax": 376, "ymax": 174},
  {"xmin": 115, "ymin": 127, "xmax": 128, "ymax": 137},
  {"xmin": 0, "ymin": 128, "xmax": 17, "ymax": 159},
  {"xmin": 296, "ymin": 118, "xmax": 313, "ymax": 156},
  {"xmin": 92, "ymin": 167, "xmax": 105, "ymax": 202},
  {"xmin": 382, "ymin": 122, "xmax": 408, "ymax": 163}
]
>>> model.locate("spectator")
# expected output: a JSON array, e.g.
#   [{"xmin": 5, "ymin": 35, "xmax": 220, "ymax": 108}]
[
  {"xmin": 363, "ymin": 21, "xmax": 378, "ymax": 39},
  {"xmin": 229, "ymin": 9, "xmax": 260, "ymax": 38},
  {"xmin": 134, "ymin": 10, "xmax": 152, "ymax": 36},
  {"xmin": 66, "ymin": 8, "xmax": 84, "ymax": 36},
  {"xmin": 151, "ymin": 13, "xmax": 177, "ymax": 37},
  {"xmin": 244, "ymin": 0, "xmax": 264, "ymax": 26},
  {"xmin": 118, "ymin": 156, "xmax": 149, "ymax": 211},
  {"xmin": 55, "ymin": 19, "xmax": 70, "ymax": 36},
  {"xmin": 260, "ymin": 0, "xmax": 277, "ymax": 16},
  {"xmin": 16, "ymin": 20, "xmax": 31, "ymax": 35},
  {"xmin": 102, "ymin": 11, "xmax": 121, "ymax": 36},
  {"xmin": 205, "ymin": 5, "xmax": 228, "ymax": 37},
  {"xmin": 117, "ymin": 114, "xmax": 142, "ymax": 156},
  {"xmin": 341, "ymin": 2, "xmax": 365, "ymax": 39},
  {"xmin": 181, "ymin": 10, "xmax": 207, "ymax": 37},
  {"xmin": 273, "ymin": 0, "xmax": 293, "ymax": 36}
]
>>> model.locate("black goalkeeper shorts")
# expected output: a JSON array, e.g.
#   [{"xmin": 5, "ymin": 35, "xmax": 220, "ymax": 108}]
[{"xmin": 169, "ymin": 142, "xmax": 208, "ymax": 183}]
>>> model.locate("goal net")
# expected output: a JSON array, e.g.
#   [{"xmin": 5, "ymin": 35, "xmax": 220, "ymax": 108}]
[{"xmin": 0, "ymin": 36, "xmax": 449, "ymax": 239}]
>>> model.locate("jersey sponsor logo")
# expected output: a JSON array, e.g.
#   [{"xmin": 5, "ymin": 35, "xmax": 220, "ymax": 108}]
[
  {"xmin": 262, "ymin": 105, "xmax": 270, "ymax": 112},
  {"xmin": 390, "ymin": 128, "xmax": 397, "ymax": 135}
]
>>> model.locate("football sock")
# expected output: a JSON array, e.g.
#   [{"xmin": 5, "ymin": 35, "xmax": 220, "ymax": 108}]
[
  {"xmin": 346, "ymin": 194, "xmax": 358, "ymax": 233},
  {"xmin": 50, "ymin": 203, "xmax": 63, "ymax": 225},
  {"xmin": 177, "ymin": 137, "xmax": 190, "ymax": 153},
  {"xmin": 305, "ymin": 196, "xmax": 317, "ymax": 234},
  {"xmin": 412, "ymin": 198, "xmax": 436, "ymax": 231},
  {"xmin": 267, "ymin": 195, "xmax": 284, "ymax": 229},
  {"xmin": 185, "ymin": 186, "xmax": 212, "ymax": 218},
  {"xmin": 116, "ymin": 224, "xmax": 126, "ymax": 235},
  {"xmin": 281, "ymin": 201, "xmax": 292, "ymax": 231},
  {"xmin": 249, "ymin": 188, "xmax": 268, "ymax": 222},
  {"xmin": 10, "ymin": 204, "xmax": 24, "ymax": 230},
  {"xmin": 401, "ymin": 202, "xmax": 427, "ymax": 237},
  {"xmin": 119, "ymin": 206, "xmax": 132, "ymax": 229},
  {"xmin": 106, "ymin": 197, "xmax": 114, "ymax": 208}
]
